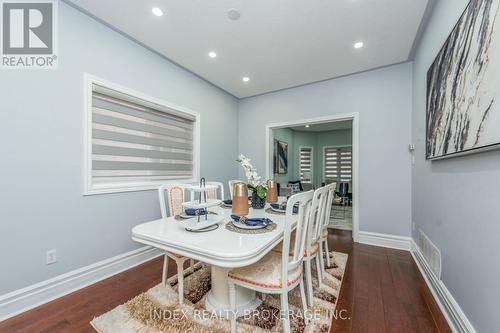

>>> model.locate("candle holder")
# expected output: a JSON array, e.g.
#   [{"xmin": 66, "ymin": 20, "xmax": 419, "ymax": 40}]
[
  {"xmin": 266, "ymin": 179, "xmax": 278, "ymax": 203},
  {"xmin": 232, "ymin": 182, "xmax": 249, "ymax": 216}
]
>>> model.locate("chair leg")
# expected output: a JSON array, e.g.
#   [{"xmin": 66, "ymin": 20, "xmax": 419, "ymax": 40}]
[
  {"xmin": 280, "ymin": 291, "xmax": 291, "ymax": 333},
  {"xmin": 162, "ymin": 253, "xmax": 169, "ymax": 287},
  {"xmin": 229, "ymin": 283, "xmax": 237, "ymax": 333},
  {"xmin": 324, "ymin": 238, "xmax": 331, "ymax": 269},
  {"xmin": 305, "ymin": 259, "xmax": 314, "ymax": 307},
  {"xmin": 299, "ymin": 277, "xmax": 309, "ymax": 324},
  {"xmin": 176, "ymin": 260, "xmax": 184, "ymax": 304},
  {"xmin": 315, "ymin": 254, "xmax": 324, "ymax": 288}
]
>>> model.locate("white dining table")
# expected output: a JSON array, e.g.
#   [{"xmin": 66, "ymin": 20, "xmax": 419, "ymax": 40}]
[{"xmin": 132, "ymin": 205, "xmax": 296, "ymax": 318}]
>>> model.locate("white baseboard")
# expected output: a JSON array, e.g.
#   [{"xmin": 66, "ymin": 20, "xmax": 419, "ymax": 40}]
[
  {"xmin": 410, "ymin": 241, "xmax": 476, "ymax": 333},
  {"xmin": 357, "ymin": 231, "xmax": 412, "ymax": 251},
  {"xmin": 0, "ymin": 246, "xmax": 163, "ymax": 322}
]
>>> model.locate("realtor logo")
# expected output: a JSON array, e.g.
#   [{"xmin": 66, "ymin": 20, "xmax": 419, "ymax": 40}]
[{"xmin": 1, "ymin": 0, "xmax": 58, "ymax": 69}]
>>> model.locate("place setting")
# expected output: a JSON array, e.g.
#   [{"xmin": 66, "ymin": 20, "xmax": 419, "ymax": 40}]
[
  {"xmin": 266, "ymin": 201, "xmax": 299, "ymax": 215},
  {"xmin": 220, "ymin": 199, "xmax": 233, "ymax": 208},
  {"xmin": 223, "ymin": 178, "xmax": 279, "ymax": 234},
  {"xmin": 175, "ymin": 208, "xmax": 216, "ymax": 220},
  {"xmin": 220, "ymin": 197, "xmax": 253, "ymax": 209},
  {"xmin": 226, "ymin": 214, "xmax": 276, "ymax": 234}
]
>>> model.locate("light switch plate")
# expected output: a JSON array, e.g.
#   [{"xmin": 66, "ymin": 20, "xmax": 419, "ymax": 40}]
[{"xmin": 46, "ymin": 249, "xmax": 57, "ymax": 265}]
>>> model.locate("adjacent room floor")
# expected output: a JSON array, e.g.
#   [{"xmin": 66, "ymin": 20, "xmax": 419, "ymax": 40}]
[{"xmin": 0, "ymin": 230, "xmax": 451, "ymax": 333}]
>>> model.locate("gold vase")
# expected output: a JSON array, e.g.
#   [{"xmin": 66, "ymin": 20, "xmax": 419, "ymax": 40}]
[
  {"xmin": 266, "ymin": 179, "xmax": 278, "ymax": 203},
  {"xmin": 232, "ymin": 182, "xmax": 249, "ymax": 216}
]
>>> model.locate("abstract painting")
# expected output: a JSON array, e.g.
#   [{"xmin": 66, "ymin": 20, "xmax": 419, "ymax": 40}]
[
  {"xmin": 274, "ymin": 140, "xmax": 288, "ymax": 174},
  {"xmin": 426, "ymin": 0, "xmax": 500, "ymax": 159}
]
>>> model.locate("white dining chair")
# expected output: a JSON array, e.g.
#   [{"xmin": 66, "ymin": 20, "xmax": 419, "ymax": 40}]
[
  {"xmin": 228, "ymin": 191, "xmax": 314, "ymax": 333},
  {"xmin": 272, "ymin": 186, "xmax": 327, "ymax": 306},
  {"xmin": 301, "ymin": 186, "xmax": 328, "ymax": 303},
  {"xmin": 319, "ymin": 182, "xmax": 336, "ymax": 276},
  {"xmin": 206, "ymin": 181, "xmax": 224, "ymax": 200},
  {"xmin": 158, "ymin": 183, "xmax": 195, "ymax": 304}
]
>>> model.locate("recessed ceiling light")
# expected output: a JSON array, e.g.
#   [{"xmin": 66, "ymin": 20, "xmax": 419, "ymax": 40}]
[
  {"xmin": 208, "ymin": 51, "xmax": 217, "ymax": 58},
  {"xmin": 152, "ymin": 7, "xmax": 164, "ymax": 17},
  {"xmin": 242, "ymin": 76, "xmax": 250, "ymax": 82},
  {"xmin": 305, "ymin": 125, "xmax": 310, "ymax": 128},
  {"xmin": 354, "ymin": 41, "xmax": 364, "ymax": 49},
  {"xmin": 228, "ymin": 8, "xmax": 241, "ymax": 20}
]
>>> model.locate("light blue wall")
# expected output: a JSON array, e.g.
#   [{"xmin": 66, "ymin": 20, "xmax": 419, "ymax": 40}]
[
  {"xmin": 412, "ymin": 1, "xmax": 500, "ymax": 331},
  {"xmin": 0, "ymin": 3, "xmax": 239, "ymax": 295},
  {"xmin": 239, "ymin": 63, "xmax": 413, "ymax": 237}
]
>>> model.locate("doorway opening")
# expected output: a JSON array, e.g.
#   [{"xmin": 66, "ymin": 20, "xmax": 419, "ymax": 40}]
[{"xmin": 265, "ymin": 114, "xmax": 359, "ymax": 241}]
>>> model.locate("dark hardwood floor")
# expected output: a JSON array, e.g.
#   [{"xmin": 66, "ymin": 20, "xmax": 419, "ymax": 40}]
[
  {"xmin": 0, "ymin": 230, "xmax": 450, "ymax": 333},
  {"xmin": 329, "ymin": 230, "xmax": 450, "ymax": 333}
]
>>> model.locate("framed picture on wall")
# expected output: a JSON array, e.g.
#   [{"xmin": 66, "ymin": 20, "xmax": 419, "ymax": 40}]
[
  {"xmin": 426, "ymin": 0, "xmax": 500, "ymax": 160},
  {"xmin": 274, "ymin": 140, "xmax": 288, "ymax": 174}
]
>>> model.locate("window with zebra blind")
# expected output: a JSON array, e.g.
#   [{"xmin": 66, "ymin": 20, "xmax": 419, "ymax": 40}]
[
  {"xmin": 323, "ymin": 146, "xmax": 352, "ymax": 182},
  {"xmin": 299, "ymin": 146, "xmax": 313, "ymax": 184},
  {"xmin": 84, "ymin": 75, "xmax": 199, "ymax": 194}
]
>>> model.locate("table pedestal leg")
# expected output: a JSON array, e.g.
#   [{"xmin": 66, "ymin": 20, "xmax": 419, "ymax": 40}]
[{"xmin": 205, "ymin": 265, "xmax": 261, "ymax": 319}]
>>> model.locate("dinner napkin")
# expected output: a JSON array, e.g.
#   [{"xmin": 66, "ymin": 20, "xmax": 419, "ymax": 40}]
[
  {"xmin": 185, "ymin": 208, "xmax": 207, "ymax": 216},
  {"xmin": 270, "ymin": 203, "xmax": 299, "ymax": 214},
  {"xmin": 222, "ymin": 200, "xmax": 232, "ymax": 205},
  {"xmin": 231, "ymin": 215, "xmax": 272, "ymax": 227}
]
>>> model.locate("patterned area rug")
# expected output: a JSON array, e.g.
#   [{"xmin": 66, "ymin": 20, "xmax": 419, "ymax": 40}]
[{"xmin": 91, "ymin": 251, "xmax": 348, "ymax": 333}]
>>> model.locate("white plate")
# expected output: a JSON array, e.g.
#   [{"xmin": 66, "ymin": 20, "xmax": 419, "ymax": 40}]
[
  {"xmin": 178, "ymin": 212, "xmax": 209, "ymax": 219},
  {"xmin": 270, "ymin": 206, "xmax": 286, "ymax": 213},
  {"xmin": 231, "ymin": 219, "xmax": 267, "ymax": 230},
  {"xmin": 183, "ymin": 199, "xmax": 221, "ymax": 209},
  {"xmin": 180, "ymin": 214, "xmax": 223, "ymax": 231},
  {"xmin": 270, "ymin": 205, "xmax": 299, "ymax": 214}
]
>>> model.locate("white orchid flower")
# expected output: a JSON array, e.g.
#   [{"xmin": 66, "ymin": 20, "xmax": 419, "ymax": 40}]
[{"xmin": 237, "ymin": 154, "xmax": 266, "ymax": 188}]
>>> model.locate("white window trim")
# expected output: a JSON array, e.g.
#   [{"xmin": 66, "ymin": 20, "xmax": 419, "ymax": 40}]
[
  {"xmin": 322, "ymin": 145, "xmax": 352, "ymax": 183},
  {"xmin": 298, "ymin": 145, "xmax": 313, "ymax": 184},
  {"xmin": 83, "ymin": 73, "xmax": 200, "ymax": 195}
]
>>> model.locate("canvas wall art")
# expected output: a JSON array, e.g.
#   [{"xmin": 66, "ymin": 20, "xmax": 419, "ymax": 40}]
[
  {"xmin": 274, "ymin": 140, "xmax": 288, "ymax": 174},
  {"xmin": 426, "ymin": 0, "xmax": 500, "ymax": 159}
]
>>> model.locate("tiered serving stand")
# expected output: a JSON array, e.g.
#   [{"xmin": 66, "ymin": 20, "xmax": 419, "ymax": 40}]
[{"xmin": 179, "ymin": 178, "xmax": 224, "ymax": 231}]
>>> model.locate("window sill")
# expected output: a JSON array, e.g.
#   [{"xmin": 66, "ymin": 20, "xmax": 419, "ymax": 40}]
[{"xmin": 84, "ymin": 178, "xmax": 196, "ymax": 196}]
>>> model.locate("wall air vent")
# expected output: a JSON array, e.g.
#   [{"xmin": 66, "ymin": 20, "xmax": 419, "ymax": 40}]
[{"xmin": 418, "ymin": 230, "xmax": 442, "ymax": 279}]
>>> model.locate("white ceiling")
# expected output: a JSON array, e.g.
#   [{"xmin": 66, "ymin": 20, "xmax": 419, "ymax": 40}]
[
  {"xmin": 65, "ymin": 0, "xmax": 429, "ymax": 98},
  {"xmin": 290, "ymin": 120, "xmax": 352, "ymax": 132}
]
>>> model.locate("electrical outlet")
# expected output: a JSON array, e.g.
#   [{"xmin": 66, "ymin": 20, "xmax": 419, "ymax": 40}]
[{"xmin": 46, "ymin": 249, "xmax": 57, "ymax": 265}]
